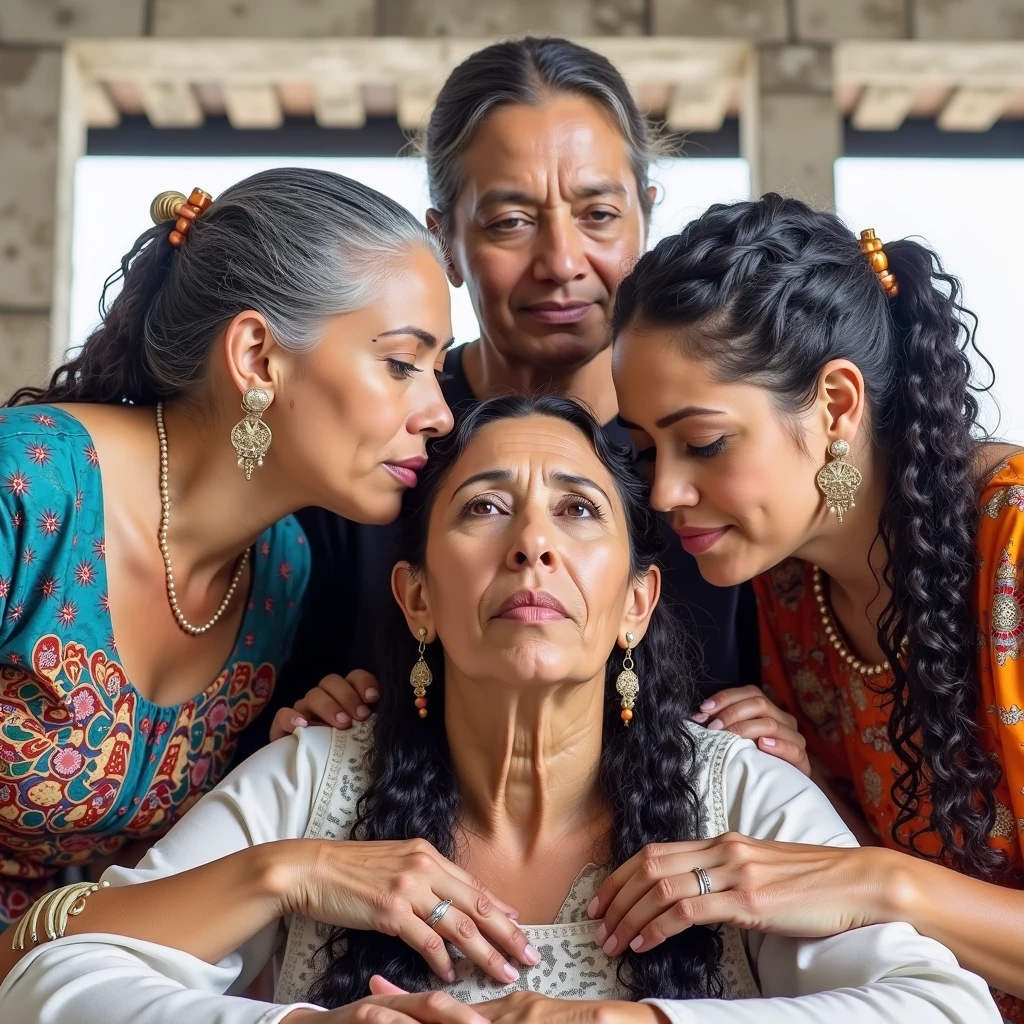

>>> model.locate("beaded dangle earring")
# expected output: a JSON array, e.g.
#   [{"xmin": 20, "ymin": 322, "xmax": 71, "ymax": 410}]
[
  {"xmin": 615, "ymin": 632, "xmax": 639, "ymax": 726},
  {"xmin": 410, "ymin": 627, "xmax": 433, "ymax": 718}
]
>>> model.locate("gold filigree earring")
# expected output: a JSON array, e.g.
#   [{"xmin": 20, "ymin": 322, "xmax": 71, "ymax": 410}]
[
  {"xmin": 231, "ymin": 387, "xmax": 272, "ymax": 480},
  {"xmin": 410, "ymin": 627, "xmax": 432, "ymax": 718},
  {"xmin": 616, "ymin": 632, "xmax": 639, "ymax": 726},
  {"xmin": 816, "ymin": 439, "xmax": 862, "ymax": 524}
]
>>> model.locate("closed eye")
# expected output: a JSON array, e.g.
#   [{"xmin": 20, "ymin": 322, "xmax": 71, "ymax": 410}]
[
  {"xmin": 387, "ymin": 358, "xmax": 421, "ymax": 379},
  {"xmin": 687, "ymin": 437, "xmax": 727, "ymax": 458}
]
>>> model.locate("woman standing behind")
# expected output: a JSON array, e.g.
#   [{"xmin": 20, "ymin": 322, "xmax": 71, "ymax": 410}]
[
  {"xmin": 0, "ymin": 168, "xmax": 454, "ymax": 928},
  {"xmin": 608, "ymin": 194, "xmax": 1023, "ymax": 1019}
]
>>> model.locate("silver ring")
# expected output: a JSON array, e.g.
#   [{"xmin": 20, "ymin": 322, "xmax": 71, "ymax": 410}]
[
  {"xmin": 425, "ymin": 899, "xmax": 452, "ymax": 929},
  {"xmin": 692, "ymin": 866, "xmax": 713, "ymax": 897}
]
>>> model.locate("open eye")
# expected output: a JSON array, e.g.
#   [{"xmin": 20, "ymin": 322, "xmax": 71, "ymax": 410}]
[
  {"xmin": 467, "ymin": 500, "xmax": 504, "ymax": 516},
  {"xmin": 559, "ymin": 495, "xmax": 603, "ymax": 520}
]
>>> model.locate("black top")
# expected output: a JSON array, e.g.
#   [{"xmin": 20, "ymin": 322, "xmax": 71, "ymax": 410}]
[{"xmin": 232, "ymin": 347, "xmax": 758, "ymax": 765}]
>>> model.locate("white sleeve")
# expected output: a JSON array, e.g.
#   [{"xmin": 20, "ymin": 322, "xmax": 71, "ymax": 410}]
[
  {"xmin": 645, "ymin": 738, "xmax": 1000, "ymax": 1024},
  {"xmin": 0, "ymin": 726, "xmax": 340, "ymax": 1024}
]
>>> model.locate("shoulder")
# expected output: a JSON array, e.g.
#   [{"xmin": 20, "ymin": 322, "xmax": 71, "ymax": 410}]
[
  {"xmin": 977, "ymin": 448, "xmax": 1024, "ymax": 528},
  {"xmin": 686, "ymin": 721, "xmax": 855, "ymax": 848},
  {"xmin": 0, "ymin": 405, "xmax": 94, "ymax": 483},
  {"xmin": 252, "ymin": 514, "xmax": 311, "ymax": 600}
]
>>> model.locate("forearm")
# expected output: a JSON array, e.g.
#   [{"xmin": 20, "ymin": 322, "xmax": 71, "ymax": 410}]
[
  {"xmin": 876, "ymin": 847, "xmax": 1024, "ymax": 998},
  {"xmin": 0, "ymin": 839, "xmax": 301, "ymax": 982}
]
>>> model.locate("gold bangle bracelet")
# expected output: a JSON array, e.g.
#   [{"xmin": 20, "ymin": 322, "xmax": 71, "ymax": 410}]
[{"xmin": 11, "ymin": 880, "xmax": 109, "ymax": 951}]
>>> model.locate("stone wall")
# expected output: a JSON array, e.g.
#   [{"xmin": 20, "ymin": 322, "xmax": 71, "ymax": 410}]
[{"xmin": 1, "ymin": 0, "xmax": 1022, "ymax": 392}]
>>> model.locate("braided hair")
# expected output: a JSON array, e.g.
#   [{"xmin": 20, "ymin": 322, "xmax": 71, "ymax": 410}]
[{"xmin": 611, "ymin": 193, "xmax": 1003, "ymax": 879}]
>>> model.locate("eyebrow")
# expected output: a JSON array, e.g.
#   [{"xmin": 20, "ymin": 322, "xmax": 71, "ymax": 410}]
[
  {"xmin": 450, "ymin": 468, "xmax": 612, "ymax": 506},
  {"xmin": 616, "ymin": 407, "xmax": 725, "ymax": 430},
  {"xmin": 478, "ymin": 179, "xmax": 629, "ymax": 208},
  {"xmin": 375, "ymin": 326, "xmax": 456, "ymax": 351}
]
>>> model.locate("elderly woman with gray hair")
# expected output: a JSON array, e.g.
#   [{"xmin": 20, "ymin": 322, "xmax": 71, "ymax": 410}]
[{"xmin": 0, "ymin": 167, "xmax": 455, "ymax": 929}]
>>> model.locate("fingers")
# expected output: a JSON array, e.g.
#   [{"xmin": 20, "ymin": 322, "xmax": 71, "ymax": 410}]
[
  {"xmin": 270, "ymin": 706, "xmax": 308, "ymax": 741},
  {"xmin": 425, "ymin": 901, "xmax": 523, "ymax": 985},
  {"xmin": 346, "ymin": 669, "xmax": 380, "ymax": 705},
  {"xmin": 598, "ymin": 861, "xmax": 719, "ymax": 956},
  {"xmin": 693, "ymin": 692, "xmax": 798, "ymax": 733},
  {"xmin": 369, "ymin": 976, "xmax": 408, "ymax": 996},
  {"xmin": 392, "ymin": 910, "xmax": 458, "ymax": 983},
  {"xmin": 311, "ymin": 674, "xmax": 373, "ymax": 726},
  {"xmin": 444, "ymin": 879, "xmax": 539, "ymax": 968},
  {"xmin": 630, "ymin": 892, "xmax": 739, "ymax": 953},
  {"xmin": 359, "ymin": 992, "xmax": 490, "ymax": 1024},
  {"xmin": 428, "ymin": 854, "xmax": 519, "ymax": 922},
  {"xmin": 587, "ymin": 841, "xmax": 713, "ymax": 923}
]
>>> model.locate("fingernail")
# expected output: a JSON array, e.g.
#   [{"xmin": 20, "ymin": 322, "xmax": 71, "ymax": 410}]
[
  {"xmin": 335, "ymin": 712, "xmax": 351, "ymax": 726},
  {"xmin": 586, "ymin": 897, "xmax": 599, "ymax": 918},
  {"xmin": 503, "ymin": 963, "xmax": 518, "ymax": 982},
  {"xmin": 446, "ymin": 970, "xmax": 456, "ymax": 983},
  {"xmin": 691, "ymin": 712, "xmax": 709, "ymax": 724},
  {"xmin": 355, "ymin": 704, "xmax": 370, "ymax": 719},
  {"xmin": 524, "ymin": 944, "xmax": 540, "ymax": 965},
  {"xmin": 760, "ymin": 736, "xmax": 776, "ymax": 747},
  {"xmin": 630, "ymin": 936, "xmax": 644, "ymax": 951},
  {"xmin": 364, "ymin": 688, "xmax": 379, "ymax": 701},
  {"xmin": 700, "ymin": 699, "xmax": 716, "ymax": 711},
  {"xmin": 292, "ymin": 716, "xmax": 308, "ymax": 728},
  {"xmin": 602, "ymin": 936, "xmax": 618, "ymax": 956},
  {"xmin": 595, "ymin": 924, "xmax": 607, "ymax": 945},
  {"xmin": 707, "ymin": 718, "xmax": 723, "ymax": 731}
]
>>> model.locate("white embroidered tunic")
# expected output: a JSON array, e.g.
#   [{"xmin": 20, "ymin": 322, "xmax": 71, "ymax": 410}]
[{"xmin": 0, "ymin": 722, "xmax": 1001, "ymax": 1024}]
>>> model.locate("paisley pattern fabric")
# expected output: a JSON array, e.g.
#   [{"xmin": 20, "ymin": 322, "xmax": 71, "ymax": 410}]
[
  {"xmin": 0, "ymin": 405, "xmax": 309, "ymax": 927},
  {"xmin": 274, "ymin": 723, "xmax": 761, "ymax": 1006},
  {"xmin": 753, "ymin": 451, "xmax": 1024, "ymax": 1022}
]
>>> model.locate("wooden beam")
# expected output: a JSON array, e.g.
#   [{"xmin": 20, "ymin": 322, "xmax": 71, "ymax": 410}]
[
  {"xmin": 222, "ymin": 84, "xmax": 282, "ymax": 129},
  {"xmin": 314, "ymin": 82, "xmax": 366, "ymax": 128},
  {"xmin": 397, "ymin": 83, "xmax": 437, "ymax": 131},
  {"xmin": 938, "ymin": 86, "xmax": 1016, "ymax": 130},
  {"xmin": 666, "ymin": 79, "xmax": 731, "ymax": 131},
  {"xmin": 138, "ymin": 81, "xmax": 203, "ymax": 128},
  {"xmin": 83, "ymin": 82, "xmax": 120, "ymax": 128},
  {"xmin": 851, "ymin": 85, "xmax": 915, "ymax": 130}
]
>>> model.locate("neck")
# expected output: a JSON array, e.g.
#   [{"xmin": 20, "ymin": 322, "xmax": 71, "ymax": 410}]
[
  {"xmin": 444, "ymin": 667, "xmax": 607, "ymax": 856},
  {"xmin": 462, "ymin": 339, "xmax": 619, "ymax": 425},
  {"xmin": 159, "ymin": 401, "xmax": 299, "ymax": 580}
]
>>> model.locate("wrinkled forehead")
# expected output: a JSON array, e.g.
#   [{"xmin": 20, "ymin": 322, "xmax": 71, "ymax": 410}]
[{"xmin": 436, "ymin": 415, "xmax": 623, "ymax": 506}]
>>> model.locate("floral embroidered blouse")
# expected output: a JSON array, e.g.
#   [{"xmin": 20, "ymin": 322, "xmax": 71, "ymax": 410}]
[
  {"xmin": 0, "ymin": 405, "xmax": 310, "ymax": 928},
  {"xmin": 754, "ymin": 451, "xmax": 1024, "ymax": 1023}
]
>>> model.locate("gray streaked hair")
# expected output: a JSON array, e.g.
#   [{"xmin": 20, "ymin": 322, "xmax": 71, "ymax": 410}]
[
  {"xmin": 8, "ymin": 167, "xmax": 444, "ymax": 407},
  {"xmin": 422, "ymin": 36, "xmax": 669, "ymax": 232}
]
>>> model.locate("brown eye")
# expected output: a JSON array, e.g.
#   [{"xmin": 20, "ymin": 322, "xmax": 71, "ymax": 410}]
[
  {"xmin": 470, "ymin": 501, "xmax": 500, "ymax": 516},
  {"xmin": 565, "ymin": 503, "xmax": 591, "ymax": 518}
]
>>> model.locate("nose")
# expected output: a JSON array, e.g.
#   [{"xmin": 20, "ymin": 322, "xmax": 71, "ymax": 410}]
[
  {"xmin": 648, "ymin": 459, "xmax": 700, "ymax": 515},
  {"xmin": 532, "ymin": 211, "xmax": 588, "ymax": 285},
  {"xmin": 408, "ymin": 375, "xmax": 455, "ymax": 438},
  {"xmin": 506, "ymin": 508, "xmax": 559, "ymax": 572}
]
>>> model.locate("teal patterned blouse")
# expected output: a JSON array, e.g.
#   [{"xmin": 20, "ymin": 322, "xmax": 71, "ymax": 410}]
[{"xmin": 0, "ymin": 405, "xmax": 309, "ymax": 927}]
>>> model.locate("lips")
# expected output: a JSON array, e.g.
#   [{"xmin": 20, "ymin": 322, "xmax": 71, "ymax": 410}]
[
  {"xmin": 521, "ymin": 301, "xmax": 595, "ymax": 325},
  {"xmin": 674, "ymin": 525, "xmax": 731, "ymax": 555},
  {"xmin": 383, "ymin": 455, "xmax": 428, "ymax": 488},
  {"xmin": 493, "ymin": 589, "xmax": 569, "ymax": 622}
]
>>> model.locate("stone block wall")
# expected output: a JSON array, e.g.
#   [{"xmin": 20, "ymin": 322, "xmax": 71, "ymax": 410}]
[{"xmin": 1, "ymin": 0, "xmax": 1021, "ymax": 393}]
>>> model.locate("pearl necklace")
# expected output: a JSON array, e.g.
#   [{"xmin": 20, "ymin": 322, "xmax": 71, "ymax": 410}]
[
  {"xmin": 811, "ymin": 566, "xmax": 906, "ymax": 678},
  {"xmin": 156, "ymin": 402, "xmax": 250, "ymax": 636}
]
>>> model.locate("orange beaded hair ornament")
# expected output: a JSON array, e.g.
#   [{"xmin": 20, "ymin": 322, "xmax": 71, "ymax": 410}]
[
  {"xmin": 149, "ymin": 188, "xmax": 214, "ymax": 247},
  {"xmin": 858, "ymin": 228, "xmax": 899, "ymax": 298}
]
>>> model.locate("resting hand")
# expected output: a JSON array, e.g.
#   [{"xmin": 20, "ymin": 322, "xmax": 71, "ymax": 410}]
[
  {"xmin": 282, "ymin": 837, "xmax": 538, "ymax": 985},
  {"xmin": 693, "ymin": 685, "xmax": 810, "ymax": 775},
  {"xmin": 370, "ymin": 979, "xmax": 660, "ymax": 1024},
  {"xmin": 588, "ymin": 835, "xmax": 884, "ymax": 956},
  {"xmin": 284, "ymin": 983, "xmax": 490, "ymax": 1024},
  {"xmin": 270, "ymin": 669, "xmax": 380, "ymax": 739}
]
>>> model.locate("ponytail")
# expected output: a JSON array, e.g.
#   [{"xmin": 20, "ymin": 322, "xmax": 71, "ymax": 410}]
[
  {"xmin": 5, "ymin": 167, "xmax": 445, "ymax": 409},
  {"xmin": 6, "ymin": 224, "xmax": 174, "ymax": 407},
  {"xmin": 612, "ymin": 194, "xmax": 1005, "ymax": 878},
  {"xmin": 875, "ymin": 241, "xmax": 1003, "ymax": 877}
]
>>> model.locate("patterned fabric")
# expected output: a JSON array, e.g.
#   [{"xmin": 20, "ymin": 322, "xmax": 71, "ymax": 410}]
[
  {"xmin": 275, "ymin": 722, "xmax": 761, "ymax": 1005},
  {"xmin": 753, "ymin": 451, "xmax": 1024, "ymax": 1023},
  {"xmin": 0, "ymin": 405, "xmax": 309, "ymax": 927}
]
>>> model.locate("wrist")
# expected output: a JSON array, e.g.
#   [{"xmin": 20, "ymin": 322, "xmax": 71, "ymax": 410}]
[
  {"xmin": 247, "ymin": 839, "xmax": 313, "ymax": 920},
  {"xmin": 596, "ymin": 1002, "xmax": 663, "ymax": 1024},
  {"xmin": 865, "ymin": 846, "xmax": 923, "ymax": 926}
]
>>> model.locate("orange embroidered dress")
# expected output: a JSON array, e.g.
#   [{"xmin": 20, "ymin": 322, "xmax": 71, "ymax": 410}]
[{"xmin": 754, "ymin": 452, "xmax": 1024, "ymax": 1022}]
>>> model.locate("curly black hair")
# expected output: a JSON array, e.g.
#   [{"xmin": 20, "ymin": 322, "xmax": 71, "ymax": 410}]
[
  {"xmin": 308, "ymin": 394, "xmax": 725, "ymax": 1006},
  {"xmin": 611, "ymin": 193, "xmax": 1003, "ymax": 880}
]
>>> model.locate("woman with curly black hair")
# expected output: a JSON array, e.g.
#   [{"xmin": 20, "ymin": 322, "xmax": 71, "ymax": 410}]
[
  {"xmin": 0, "ymin": 396, "xmax": 997, "ymax": 1024},
  {"xmin": 608, "ymin": 193, "xmax": 1024, "ymax": 1020}
]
